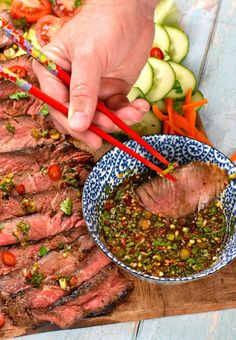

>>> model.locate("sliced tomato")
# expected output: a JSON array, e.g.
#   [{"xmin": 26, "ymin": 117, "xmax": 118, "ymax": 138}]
[
  {"xmin": 150, "ymin": 47, "xmax": 164, "ymax": 60},
  {"xmin": 1, "ymin": 251, "xmax": 17, "ymax": 267},
  {"xmin": 48, "ymin": 164, "xmax": 62, "ymax": 181},
  {"xmin": 35, "ymin": 15, "xmax": 69, "ymax": 46},
  {"xmin": 10, "ymin": 0, "xmax": 52, "ymax": 24},
  {"xmin": 52, "ymin": 0, "xmax": 83, "ymax": 17},
  {"xmin": 0, "ymin": 313, "xmax": 5, "ymax": 328},
  {"xmin": 9, "ymin": 66, "xmax": 27, "ymax": 78}
]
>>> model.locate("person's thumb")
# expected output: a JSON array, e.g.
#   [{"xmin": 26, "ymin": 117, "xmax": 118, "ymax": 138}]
[{"xmin": 68, "ymin": 59, "xmax": 101, "ymax": 133}]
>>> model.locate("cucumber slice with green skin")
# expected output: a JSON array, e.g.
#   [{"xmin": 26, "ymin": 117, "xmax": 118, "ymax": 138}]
[
  {"xmin": 133, "ymin": 62, "xmax": 153, "ymax": 95},
  {"xmin": 173, "ymin": 90, "xmax": 204, "ymax": 114},
  {"xmin": 132, "ymin": 110, "xmax": 162, "ymax": 135},
  {"xmin": 167, "ymin": 62, "xmax": 197, "ymax": 99},
  {"xmin": 164, "ymin": 26, "xmax": 189, "ymax": 63},
  {"xmin": 153, "ymin": 24, "xmax": 171, "ymax": 54},
  {"xmin": 146, "ymin": 58, "xmax": 176, "ymax": 103},
  {"xmin": 156, "ymin": 100, "xmax": 167, "ymax": 113},
  {"xmin": 154, "ymin": 0, "xmax": 180, "ymax": 27},
  {"xmin": 127, "ymin": 87, "xmax": 145, "ymax": 102}
]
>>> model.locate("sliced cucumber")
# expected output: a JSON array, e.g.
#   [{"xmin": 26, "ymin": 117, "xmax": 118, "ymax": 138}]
[
  {"xmin": 153, "ymin": 24, "xmax": 171, "ymax": 54},
  {"xmin": 154, "ymin": 0, "xmax": 180, "ymax": 27},
  {"xmin": 164, "ymin": 26, "xmax": 189, "ymax": 63},
  {"xmin": 173, "ymin": 90, "xmax": 204, "ymax": 114},
  {"xmin": 167, "ymin": 62, "xmax": 197, "ymax": 99},
  {"xmin": 132, "ymin": 110, "xmax": 162, "ymax": 135},
  {"xmin": 191, "ymin": 90, "xmax": 204, "ymax": 111},
  {"xmin": 127, "ymin": 87, "xmax": 145, "ymax": 102},
  {"xmin": 146, "ymin": 58, "xmax": 175, "ymax": 103},
  {"xmin": 156, "ymin": 100, "xmax": 167, "ymax": 113},
  {"xmin": 133, "ymin": 62, "xmax": 153, "ymax": 95}
]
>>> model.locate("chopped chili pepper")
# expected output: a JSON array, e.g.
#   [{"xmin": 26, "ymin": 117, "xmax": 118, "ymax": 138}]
[
  {"xmin": 16, "ymin": 184, "xmax": 26, "ymax": 195},
  {"xmin": 1, "ymin": 251, "xmax": 17, "ymax": 266},
  {"xmin": 48, "ymin": 164, "xmax": 62, "ymax": 181}
]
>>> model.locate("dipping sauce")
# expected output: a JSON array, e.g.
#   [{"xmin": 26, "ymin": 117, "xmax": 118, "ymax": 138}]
[{"xmin": 99, "ymin": 173, "xmax": 228, "ymax": 278}]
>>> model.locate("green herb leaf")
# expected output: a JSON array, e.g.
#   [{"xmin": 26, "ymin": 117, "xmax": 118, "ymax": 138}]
[
  {"xmin": 13, "ymin": 18, "xmax": 28, "ymax": 28},
  {"xmin": 27, "ymin": 272, "xmax": 44, "ymax": 286},
  {"xmin": 39, "ymin": 104, "xmax": 49, "ymax": 116},
  {"xmin": 173, "ymin": 80, "xmax": 183, "ymax": 94},
  {"xmin": 38, "ymin": 245, "xmax": 49, "ymax": 257},
  {"xmin": 74, "ymin": 0, "xmax": 81, "ymax": 8},
  {"xmin": 60, "ymin": 197, "xmax": 73, "ymax": 216},
  {"xmin": 9, "ymin": 92, "xmax": 29, "ymax": 100},
  {"xmin": 5, "ymin": 122, "xmax": 16, "ymax": 134},
  {"xmin": 49, "ymin": 0, "xmax": 56, "ymax": 5},
  {"xmin": 17, "ymin": 221, "xmax": 31, "ymax": 235},
  {"xmin": 58, "ymin": 242, "xmax": 65, "ymax": 250},
  {"xmin": 0, "ymin": 224, "xmax": 4, "ymax": 231}
]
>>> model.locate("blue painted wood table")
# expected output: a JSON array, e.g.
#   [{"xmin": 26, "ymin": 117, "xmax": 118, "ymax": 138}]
[{"xmin": 12, "ymin": 1, "xmax": 236, "ymax": 339}]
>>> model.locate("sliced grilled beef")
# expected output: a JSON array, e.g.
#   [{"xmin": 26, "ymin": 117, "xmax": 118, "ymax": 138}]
[
  {"xmin": 0, "ymin": 56, "xmax": 38, "ymax": 99},
  {"xmin": 137, "ymin": 162, "xmax": 229, "ymax": 219},
  {"xmin": 0, "ymin": 188, "xmax": 82, "ymax": 222},
  {"xmin": 10, "ymin": 248, "xmax": 110, "ymax": 313},
  {"xmin": 0, "ymin": 96, "xmax": 43, "ymax": 119},
  {"xmin": 0, "ymin": 227, "xmax": 87, "ymax": 276},
  {"xmin": 0, "ymin": 115, "xmax": 57, "ymax": 153},
  {"xmin": 0, "ymin": 233, "xmax": 94, "ymax": 299},
  {"xmin": 0, "ymin": 211, "xmax": 85, "ymax": 246},
  {"xmin": 31, "ymin": 265, "xmax": 133, "ymax": 329},
  {"xmin": 0, "ymin": 142, "xmax": 93, "ymax": 176}
]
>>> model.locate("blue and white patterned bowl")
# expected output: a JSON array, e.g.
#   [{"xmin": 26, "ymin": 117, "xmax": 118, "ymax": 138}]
[{"xmin": 82, "ymin": 135, "xmax": 236, "ymax": 284}]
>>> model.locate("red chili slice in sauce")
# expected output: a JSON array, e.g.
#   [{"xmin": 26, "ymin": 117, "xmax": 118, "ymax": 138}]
[{"xmin": 9, "ymin": 65, "xmax": 27, "ymax": 78}]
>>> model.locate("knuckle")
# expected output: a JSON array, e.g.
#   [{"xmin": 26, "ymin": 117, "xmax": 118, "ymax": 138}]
[{"xmin": 70, "ymin": 83, "xmax": 95, "ymax": 100}]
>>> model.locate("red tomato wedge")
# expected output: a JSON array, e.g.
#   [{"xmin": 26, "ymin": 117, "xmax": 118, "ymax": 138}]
[
  {"xmin": 52, "ymin": 0, "xmax": 83, "ymax": 18},
  {"xmin": 35, "ymin": 15, "xmax": 69, "ymax": 46},
  {"xmin": 1, "ymin": 251, "xmax": 17, "ymax": 267},
  {"xmin": 16, "ymin": 183, "xmax": 26, "ymax": 195},
  {"xmin": 11, "ymin": 0, "xmax": 52, "ymax": 24},
  {"xmin": 0, "ymin": 313, "xmax": 5, "ymax": 328},
  {"xmin": 9, "ymin": 65, "xmax": 27, "ymax": 78},
  {"xmin": 150, "ymin": 47, "xmax": 164, "ymax": 60},
  {"xmin": 48, "ymin": 164, "xmax": 62, "ymax": 181}
]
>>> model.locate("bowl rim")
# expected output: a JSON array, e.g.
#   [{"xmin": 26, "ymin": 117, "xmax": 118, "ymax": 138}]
[{"xmin": 82, "ymin": 134, "xmax": 236, "ymax": 284}]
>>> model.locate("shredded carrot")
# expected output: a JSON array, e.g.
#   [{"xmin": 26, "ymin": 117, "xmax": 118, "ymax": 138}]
[
  {"xmin": 165, "ymin": 120, "xmax": 187, "ymax": 136},
  {"xmin": 152, "ymin": 104, "xmax": 168, "ymax": 121},
  {"xmin": 173, "ymin": 110, "xmax": 191, "ymax": 133},
  {"xmin": 184, "ymin": 88, "xmax": 193, "ymax": 104},
  {"xmin": 188, "ymin": 109, "xmax": 197, "ymax": 137},
  {"xmin": 165, "ymin": 98, "xmax": 175, "ymax": 130},
  {"xmin": 230, "ymin": 153, "xmax": 236, "ymax": 162},
  {"xmin": 163, "ymin": 120, "xmax": 170, "ymax": 134},
  {"xmin": 183, "ymin": 99, "xmax": 208, "ymax": 111}
]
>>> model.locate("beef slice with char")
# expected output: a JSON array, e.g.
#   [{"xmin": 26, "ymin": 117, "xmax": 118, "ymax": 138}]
[
  {"xmin": 0, "ymin": 115, "xmax": 57, "ymax": 153},
  {"xmin": 0, "ymin": 233, "xmax": 94, "ymax": 299},
  {"xmin": 0, "ymin": 142, "xmax": 93, "ymax": 177},
  {"xmin": 0, "ymin": 227, "xmax": 88, "ymax": 276},
  {"xmin": 8, "ymin": 247, "xmax": 111, "ymax": 315},
  {"xmin": 0, "ymin": 211, "xmax": 85, "ymax": 246},
  {"xmin": 0, "ymin": 188, "xmax": 82, "ymax": 222},
  {"xmin": 136, "ymin": 162, "xmax": 229, "ymax": 219},
  {"xmin": 0, "ymin": 96, "xmax": 43, "ymax": 120},
  {"xmin": 31, "ymin": 265, "xmax": 133, "ymax": 329}
]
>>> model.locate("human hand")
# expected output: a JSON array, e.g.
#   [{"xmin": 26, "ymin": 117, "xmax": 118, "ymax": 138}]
[{"xmin": 33, "ymin": 0, "xmax": 157, "ymax": 149}]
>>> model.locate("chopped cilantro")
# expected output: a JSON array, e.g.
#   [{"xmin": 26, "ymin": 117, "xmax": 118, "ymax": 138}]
[
  {"xmin": 17, "ymin": 221, "xmax": 31, "ymax": 235},
  {"xmin": 74, "ymin": 0, "xmax": 81, "ymax": 8},
  {"xmin": 13, "ymin": 18, "xmax": 28, "ymax": 28},
  {"xmin": 9, "ymin": 92, "xmax": 29, "ymax": 100},
  {"xmin": 39, "ymin": 104, "xmax": 49, "ymax": 116},
  {"xmin": 5, "ymin": 122, "xmax": 16, "ymax": 134},
  {"xmin": 173, "ymin": 80, "xmax": 183, "ymax": 94},
  {"xmin": 60, "ymin": 197, "xmax": 73, "ymax": 216},
  {"xmin": 27, "ymin": 272, "xmax": 44, "ymax": 286},
  {"xmin": 38, "ymin": 245, "xmax": 49, "ymax": 257},
  {"xmin": 48, "ymin": 0, "xmax": 56, "ymax": 5},
  {"xmin": 0, "ymin": 225, "xmax": 4, "ymax": 231},
  {"xmin": 58, "ymin": 242, "xmax": 65, "ymax": 250}
]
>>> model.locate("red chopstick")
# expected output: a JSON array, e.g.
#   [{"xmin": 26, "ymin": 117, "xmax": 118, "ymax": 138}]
[{"xmin": 0, "ymin": 65, "xmax": 176, "ymax": 181}]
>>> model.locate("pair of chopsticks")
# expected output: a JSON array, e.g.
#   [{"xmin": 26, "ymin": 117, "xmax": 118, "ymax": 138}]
[{"xmin": 0, "ymin": 16, "xmax": 176, "ymax": 182}]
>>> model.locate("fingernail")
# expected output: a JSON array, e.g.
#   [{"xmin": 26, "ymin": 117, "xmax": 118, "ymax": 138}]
[{"xmin": 69, "ymin": 112, "xmax": 90, "ymax": 131}]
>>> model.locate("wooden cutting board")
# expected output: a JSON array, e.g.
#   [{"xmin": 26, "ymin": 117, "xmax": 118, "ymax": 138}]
[{"xmin": 2, "ymin": 116, "xmax": 235, "ymax": 339}]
